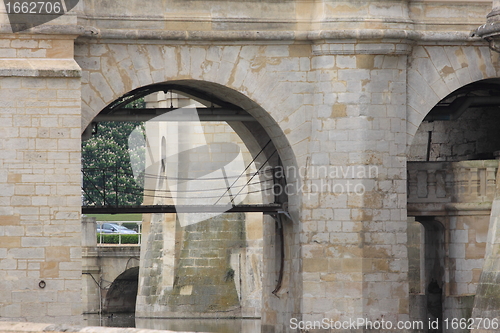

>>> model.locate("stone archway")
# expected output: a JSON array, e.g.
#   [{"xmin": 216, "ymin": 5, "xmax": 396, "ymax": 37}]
[
  {"xmin": 85, "ymin": 82, "xmax": 293, "ymax": 317},
  {"xmin": 75, "ymin": 43, "xmax": 307, "ymax": 225},
  {"xmin": 406, "ymin": 44, "xmax": 500, "ymax": 149},
  {"xmin": 104, "ymin": 267, "xmax": 140, "ymax": 314},
  {"xmin": 76, "ymin": 42, "xmax": 308, "ymax": 219}
]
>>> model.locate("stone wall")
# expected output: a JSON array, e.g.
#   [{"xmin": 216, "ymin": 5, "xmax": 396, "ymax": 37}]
[{"xmin": 409, "ymin": 107, "xmax": 500, "ymax": 162}]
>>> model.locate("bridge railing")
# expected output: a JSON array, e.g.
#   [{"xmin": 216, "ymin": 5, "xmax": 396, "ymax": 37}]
[
  {"xmin": 407, "ymin": 160, "xmax": 499, "ymax": 206},
  {"xmin": 96, "ymin": 221, "xmax": 142, "ymax": 246}
]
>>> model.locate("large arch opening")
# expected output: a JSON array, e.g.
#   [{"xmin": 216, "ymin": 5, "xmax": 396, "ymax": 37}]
[
  {"xmin": 409, "ymin": 79, "xmax": 500, "ymax": 162},
  {"xmin": 104, "ymin": 267, "xmax": 140, "ymax": 314},
  {"xmin": 407, "ymin": 78, "xmax": 500, "ymax": 331},
  {"xmin": 81, "ymin": 80, "xmax": 299, "ymax": 331}
]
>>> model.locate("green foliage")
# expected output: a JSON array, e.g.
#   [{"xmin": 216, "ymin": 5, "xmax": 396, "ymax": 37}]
[
  {"xmin": 125, "ymin": 97, "xmax": 146, "ymax": 109},
  {"xmin": 97, "ymin": 233, "xmax": 140, "ymax": 244},
  {"xmin": 82, "ymin": 121, "xmax": 145, "ymax": 206},
  {"xmin": 82, "ymin": 97, "xmax": 147, "ymax": 207}
]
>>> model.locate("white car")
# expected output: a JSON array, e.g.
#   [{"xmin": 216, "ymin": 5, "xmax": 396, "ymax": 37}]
[{"xmin": 97, "ymin": 223, "xmax": 137, "ymax": 234}]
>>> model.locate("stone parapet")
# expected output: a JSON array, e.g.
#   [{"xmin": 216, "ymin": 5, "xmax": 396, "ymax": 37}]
[{"xmin": 69, "ymin": 0, "xmax": 488, "ymax": 35}]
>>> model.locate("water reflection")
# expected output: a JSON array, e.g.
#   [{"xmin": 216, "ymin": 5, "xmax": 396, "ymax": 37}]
[
  {"xmin": 83, "ymin": 313, "xmax": 135, "ymax": 328},
  {"xmin": 83, "ymin": 314, "xmax": 261, "ymax": 333}
]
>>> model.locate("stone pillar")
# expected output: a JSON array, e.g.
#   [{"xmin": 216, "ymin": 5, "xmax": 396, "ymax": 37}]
[
  {"xmin": 136, "ymin": 113, "xmax": 264, "ymax": 319},
  {"xmin": 82, "ymin": 217, "xmax": 100, "ymax": 314},
  {"xmin": 298, "ymin": 40, "xmax": 410, "ymax": 331},
  {"xmin": 0, "ymin": 34, "xmax": 82, "ymax": 324},
  {"xmin": 82, "ymin": 216, "xmax": 97, "ymax": 247},
  {"xmin": 407, "ymin": 217, "xmax": 426, "ymax": 332},
  {"xmin": 472, "ymin": 167, "xmax": 500, "ymax": 331}
]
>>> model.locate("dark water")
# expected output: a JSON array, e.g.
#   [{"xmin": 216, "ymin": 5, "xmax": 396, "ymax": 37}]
[{"xmin": 82, "ymin": 314, "xmax": 261, "ymax": 333}]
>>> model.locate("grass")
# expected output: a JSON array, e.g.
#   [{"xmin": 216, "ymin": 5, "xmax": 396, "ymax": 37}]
[{"xmin": 85, "ymin": 213, "xmax": 142, "ymax": 221}]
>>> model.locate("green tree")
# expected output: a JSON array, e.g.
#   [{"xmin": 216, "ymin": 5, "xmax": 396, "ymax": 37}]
[
  {"xmin": 82, "ymin": 97, "xmax": 147, "ymax": 206},
  {"xmin": 82, "ymin": 121, "xmax": 145, "ymax": 206}
]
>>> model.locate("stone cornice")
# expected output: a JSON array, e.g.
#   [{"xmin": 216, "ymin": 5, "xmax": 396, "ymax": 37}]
[
  {"xmin": 0, "ymin": 24, "xmax": 486, "ymax": 56},
  {"xmin": 81, "ymin": 28, "xmax": 482, "ymax": 44},
  {"xmin": 0, "ymin": 59, "xmax": 81, "ymax": 77},
  {"xmin": 0, "ymin": 23, "xmax": 483, "ymax": 45},
  {"xmin": 0, "ymin": 24, "xmax": 86, "ymax": 36}
]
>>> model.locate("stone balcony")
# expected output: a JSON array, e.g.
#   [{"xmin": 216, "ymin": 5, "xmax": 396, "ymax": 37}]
[{"xmin": 407, "ymin": 160, "xmax": 499, "ymax": 216}]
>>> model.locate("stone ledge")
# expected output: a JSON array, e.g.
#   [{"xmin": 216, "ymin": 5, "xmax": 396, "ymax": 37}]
[
  {"xmin": 80, "ymin": 28, "xmax": 481, "ymax": 44},
  {"xmin": 0, "ymin": 23, "xmax": 484, "ymax": 45},
  {"xmin": 408, "ymin": 202, "xmax": 493, "ymax": 216},
  {"xmin": 0, "ymin": 24, "xmax": 86, "ymax": 36},
  {"xmin": 0, "ymin": 322, "xmax": 205, "ymax": 333},
  {"xmin": 0, "ymin": 59, "xmax": 81, "ymax": 77}
]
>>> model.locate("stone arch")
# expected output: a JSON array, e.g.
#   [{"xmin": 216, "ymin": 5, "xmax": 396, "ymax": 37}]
[
  {"xmin": 104, "ymin": 266, "xmax": 140, "ymax": 314},
  {"xmin": 406, "ymin": 44, "xmax": 500, "ymax": 149},
  {"xmin": 76, "ymin": 42, "xmax": 306, "ymax": 216},
  {"xmin": 77, "ymin": 42, "xmax": 305, "ymax": 324}
]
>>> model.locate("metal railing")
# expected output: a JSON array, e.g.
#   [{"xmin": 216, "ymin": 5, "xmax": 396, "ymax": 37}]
[{"xmin": 96, "ymin": 221, "xmax": 142, "ymax": 245}]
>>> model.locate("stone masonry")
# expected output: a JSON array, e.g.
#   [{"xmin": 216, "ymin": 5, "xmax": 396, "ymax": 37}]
[
  {"xmin": 2, "ymin": 1, "xmax": 500, "ymax": 333},
  {"xmin": 0, "ymin": 34, "xmax": 83, "ymax": 323}
]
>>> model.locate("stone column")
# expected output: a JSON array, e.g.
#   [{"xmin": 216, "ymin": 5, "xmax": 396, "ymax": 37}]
[
  {"xmin": 82, "ymin": 217, "xmax": 100, "ymax": 314},
  {"xmin": 136, "ymin": 112, "xmax": 263, "ymax": 319},
  {"xmin": 0, "ymin": 34, "xmax": 82, "ymax": 324},
  {"xmin": 298, "ymin": 39, "xmax": 411, "ymax": 331},
  {"xmin": 81, "ymin": 216, "xmax": 97, "ymax": 247}
]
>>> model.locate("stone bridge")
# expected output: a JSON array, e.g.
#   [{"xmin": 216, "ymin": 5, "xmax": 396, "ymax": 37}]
[
  {"xmin": 81, "ymin": 217, "xmax": 140, "ymax": 315},
  {"xmin": 4, "ymin": 0, "xmax": 500, "ymax": 332}
]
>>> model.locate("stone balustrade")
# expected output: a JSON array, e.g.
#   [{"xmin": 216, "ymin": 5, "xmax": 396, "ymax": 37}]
[{"xmin": 407, "ymin": 160, "xmax": 499, "ymax": 214}]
